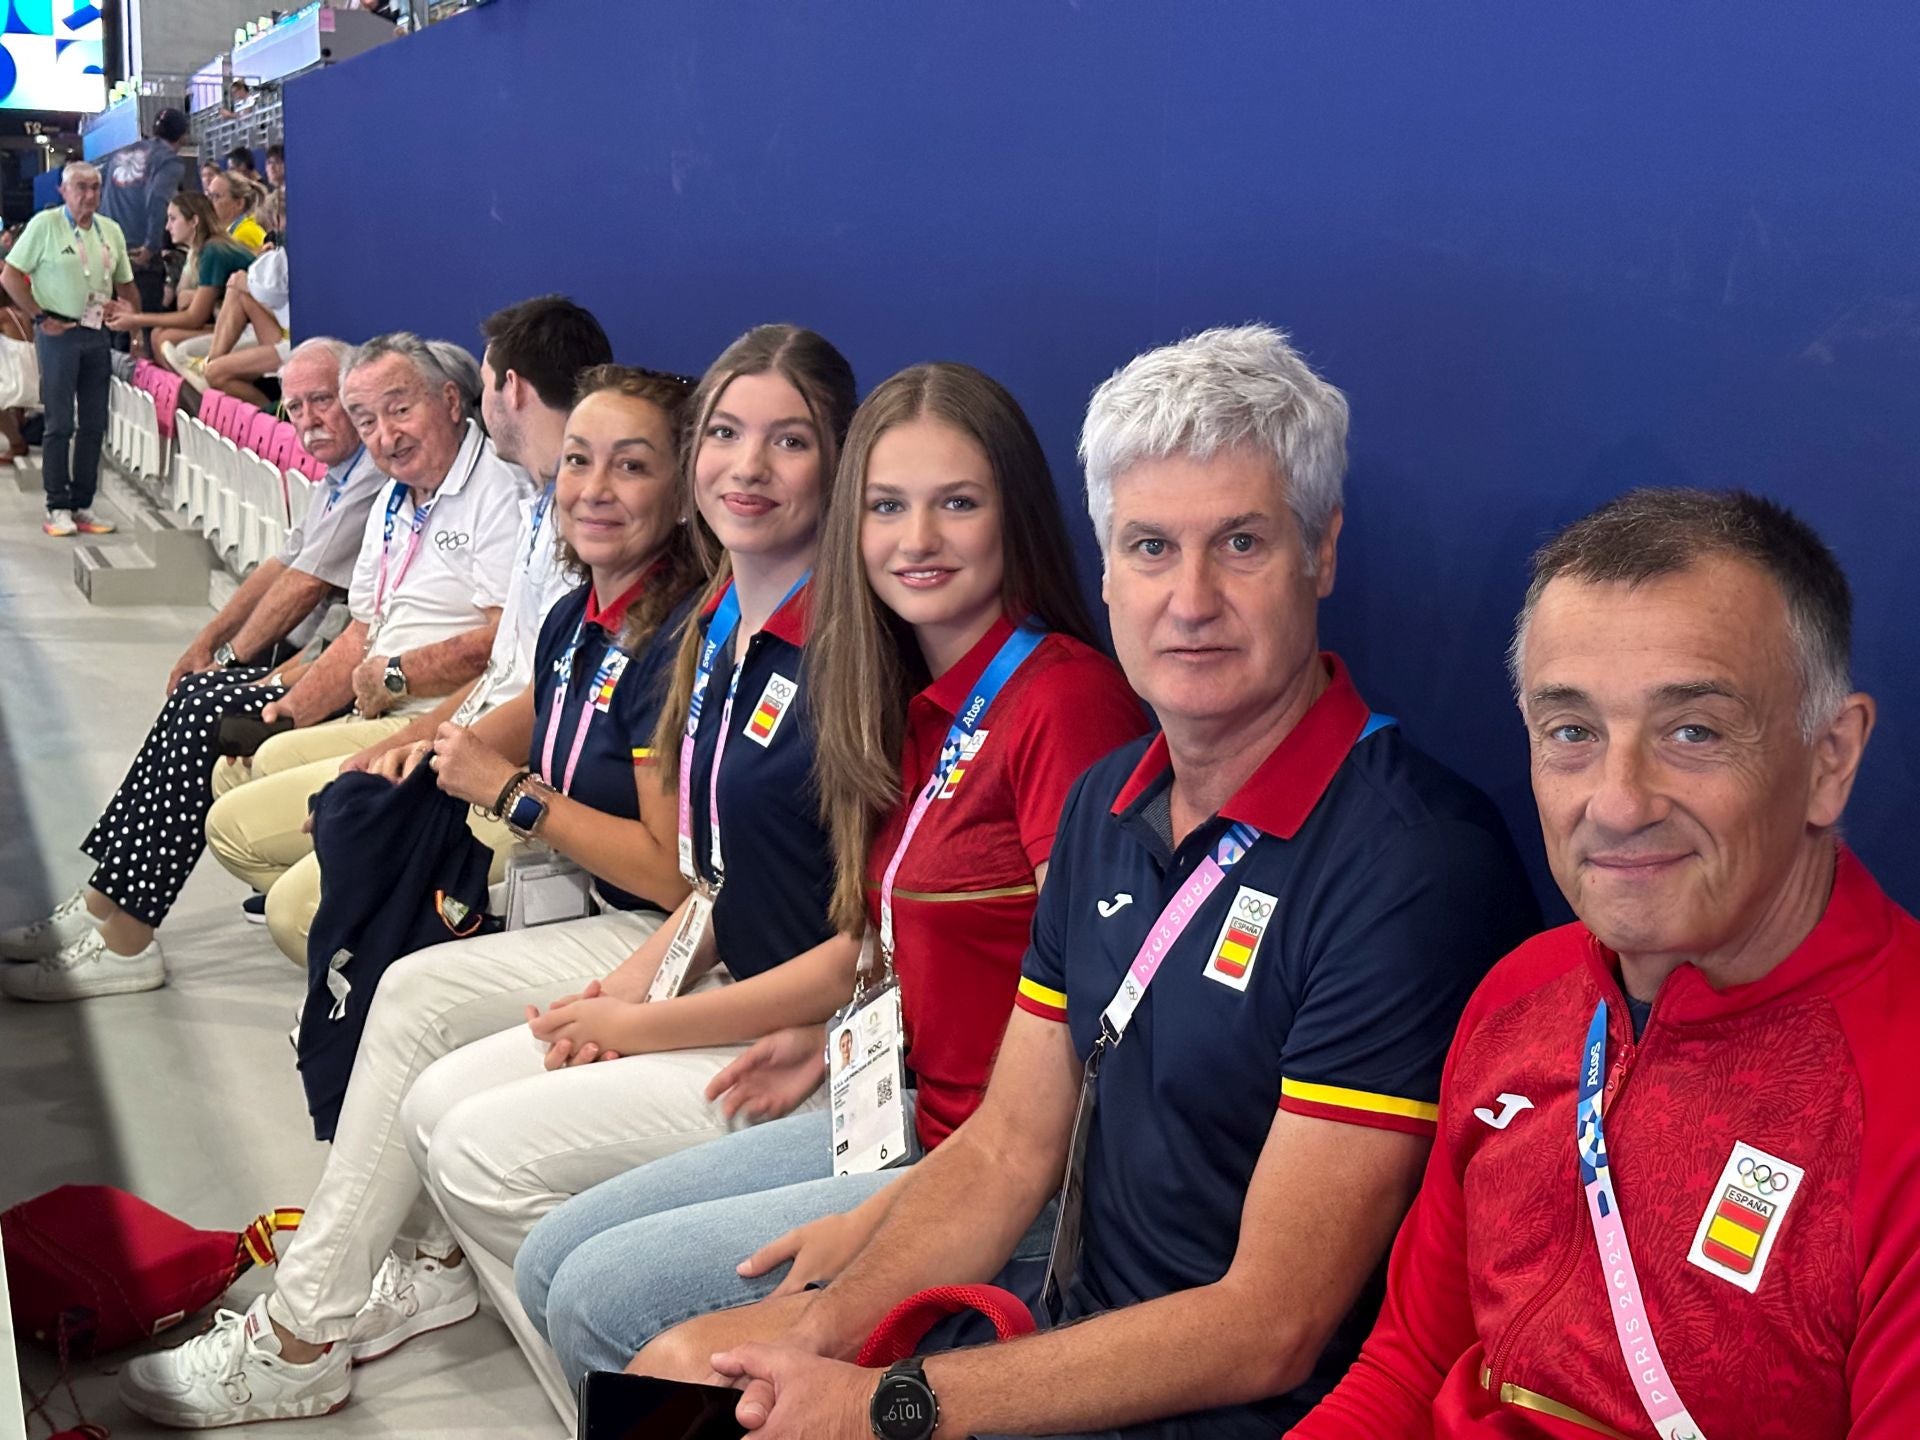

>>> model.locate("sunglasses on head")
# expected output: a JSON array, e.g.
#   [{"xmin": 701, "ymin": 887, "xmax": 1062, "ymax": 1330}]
[{"xmin": 636, "ymin": 367, "xmax": 698, "ymax": 390}]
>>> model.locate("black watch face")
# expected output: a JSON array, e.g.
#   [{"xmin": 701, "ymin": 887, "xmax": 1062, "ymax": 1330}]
[{"xmin": 871, "ymin": 1376, "xmax": 935, "ymax": 1440}]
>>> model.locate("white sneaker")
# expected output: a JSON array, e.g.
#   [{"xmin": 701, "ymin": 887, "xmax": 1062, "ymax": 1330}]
[
  {"xmin": 119, "ymin": 1294, "xmax": 350, "ymax": 1429},
  {"xmin": 348, "ymin": 1250, "xmax": 479, "ymax": 1364},
  {"xmin": 0, "ymin": 928, "xmax": 164, "ymax": 1001},
  {"xmin": 0, "ymin": 888, "xmax": 98, "ymax": 961},
  {"xmin": 42, "ymin": 508, "xmax": 76, "ymax": 537}
]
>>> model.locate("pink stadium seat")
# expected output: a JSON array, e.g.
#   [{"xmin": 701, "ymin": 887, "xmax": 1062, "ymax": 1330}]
[
  {"xmin": 152, "ymin": 374, "xmax": 181, "ymax": 438},
  {"xmin": 244, "ymin": 410, "xmax": 276, "ymax": 458},
  {"xmin": 295, "ymin": 449, "xmax": 327, "ymax": 482},
  {"xmin": 266, "ymin": 420, "xmax": 298, "ymax": 470},
  {"xmin": 200, "ymin": 391, "xmax": 229, "ymax": 436}
]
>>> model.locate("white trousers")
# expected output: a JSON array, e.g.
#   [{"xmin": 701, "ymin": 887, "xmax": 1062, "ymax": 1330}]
[
  {"xmin": 265, "ymin": 909, "xmax": 663, "ymax": 1351},
  {"xmin": 407, "ymin": 970, "xmax": 828, "ymax": 1425}
]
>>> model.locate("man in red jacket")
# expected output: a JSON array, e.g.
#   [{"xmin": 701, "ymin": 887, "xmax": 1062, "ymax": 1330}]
[{"xmin": 1294, "ymin": 487, "xmax": 1916, "ymax": 1440}]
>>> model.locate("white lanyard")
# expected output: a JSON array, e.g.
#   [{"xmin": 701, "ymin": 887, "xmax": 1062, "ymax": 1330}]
[{"xmin": 66, "ymin": 210, "xmax": 108, "ymax": 295}]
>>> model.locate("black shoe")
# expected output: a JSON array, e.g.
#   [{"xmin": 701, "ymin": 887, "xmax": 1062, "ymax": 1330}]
[{"xmin": 242, "ymin": 892, "xmax": 267, "ymax": 925}]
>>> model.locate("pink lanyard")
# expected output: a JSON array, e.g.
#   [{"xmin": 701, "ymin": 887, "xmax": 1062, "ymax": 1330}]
[
  {"xmin": 1576, "ymin": 1001, "xmax": 1710, "ymax": 1440},
  {"xmin": 371, "ymin": 484, "xmax": 435, "ymax": 623},
  {"xmin": 538, "ymin": 618, "xmax": 625, "ymax": 796},
  {"xmin": 875, "ymin": 622, "xmax": 1047, "ymax": 968}
]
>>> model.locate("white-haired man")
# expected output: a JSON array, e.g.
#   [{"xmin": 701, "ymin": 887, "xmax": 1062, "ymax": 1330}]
[
  {"xmin": 0, "ymin": 160, "xmax": 140, "ymax": 535},
  {"xmin": 0, "ymin": 334, "xmax": 522, "ymax": 1001},
  {"xmin": 0, "ymin": 338, "xmax": 386, "ymax": 999},
  {"xmin": 631, "ymin": 326, "xmax": 1542, "ymax": 1439}
]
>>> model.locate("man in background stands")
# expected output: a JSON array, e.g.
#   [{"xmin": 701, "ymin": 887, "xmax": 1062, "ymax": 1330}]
[
  {"xmin": 99, "ymin": 107, "xmax": 190, "ymax": 322},
  {"xmin": 0, "ymin": 160, "xmax": 139, "ymax": 538}
]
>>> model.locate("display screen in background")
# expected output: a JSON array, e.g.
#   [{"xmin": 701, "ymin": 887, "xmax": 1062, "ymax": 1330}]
[{"xmin": 0, "ymin": 1, "xmax": 106, "ymax": 113}]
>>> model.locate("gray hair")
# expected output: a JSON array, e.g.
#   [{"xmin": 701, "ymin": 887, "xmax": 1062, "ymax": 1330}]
[
  {"xmin": 1077, "ymin": 323, "xmax": 1350, "ymax": 571},
  {"xmin": 61, "ymin": 160, "xmax": 101, "ymax": 186},
  {"xmin": 1508, "ymin": 488, "xmax": 1854, "ymax": 741},
  {"xmin": 282, "ymin": 336, "xmax": 351, "ymax": 383},
  {"xmin": 345, "ymin": 332, "xmax": 482, "ymax": 420}
]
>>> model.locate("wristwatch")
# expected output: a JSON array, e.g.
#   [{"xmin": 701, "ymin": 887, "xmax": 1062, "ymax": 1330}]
[
  {"xmin": 869, "ymin": 1358, "xmax": 939, "ymax": 1440},
  {"xmin": 212, "ymin": 642, "xmax": 240, "ymax": 669},
  {"xmin": 503, "ymin": 776, "xmax": 554, "ymax": 840},
  {"xmin": 383, "ymin": 655, "xmax": 409, "ymax": 698}
]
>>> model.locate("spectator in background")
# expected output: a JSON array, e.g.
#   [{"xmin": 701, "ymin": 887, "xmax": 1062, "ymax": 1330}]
[
  {"xmin": 104, "ymin": 193, "xmax": 249, "ymax": 366},
  {"xmin": 99, "ymin": 107, "xmax": 189, "ymax": 327},
  {"xmin": 0, "ymin": 305, "xmax": 39, "ymax": 465},
  {"xmin": 199, "ymin": 160, "xmax": 221, "ymax": 194},
  {"xmin": 226, "ymin": 145, "xmax": 259, "ymax": 182},
  {"xmin": 265, "ymin": 142, "xmax": 285, "ymax": 193},
  {"xmin": 0, "ymin": 160, "xmax": 138, "ymax": 538},
  {"xmin": 209, "ymin": 170, "xmax": 267, "ymax": 253},
  {"xmin": 176, "ymin": 249, "xmax": 291, "ymax": 407}
]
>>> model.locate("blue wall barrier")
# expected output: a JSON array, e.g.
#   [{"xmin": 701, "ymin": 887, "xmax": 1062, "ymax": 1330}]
[{"xmin": 287, "ymin": 1, "xmax": 1920, "ymax": 914}]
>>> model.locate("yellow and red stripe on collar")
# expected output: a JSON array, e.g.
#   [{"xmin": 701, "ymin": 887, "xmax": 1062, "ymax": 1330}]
[
  {"xmin": 1015, "ymin": 976, "xmax": 1069, "ymax": 1022},
  {"xmin": 1279, "ymin": 1078, "xmax": 1438, "ymax": 1136}
]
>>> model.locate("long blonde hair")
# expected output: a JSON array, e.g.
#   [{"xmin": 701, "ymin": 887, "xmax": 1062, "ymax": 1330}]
[
  {"xmin": 646, "ymin": 325, "xmax": 859, "ymax": 778},
  {"xmin": 810, "ymin": 363, "xmax": 1097, "ymax": 934}
]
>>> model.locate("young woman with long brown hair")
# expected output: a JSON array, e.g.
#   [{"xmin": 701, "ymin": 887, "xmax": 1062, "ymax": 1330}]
[{"xmin": 513, "ymin": 361, "xmax": 1147, "ymax": 1402}]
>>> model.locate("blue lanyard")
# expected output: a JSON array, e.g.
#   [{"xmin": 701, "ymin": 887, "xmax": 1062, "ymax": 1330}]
[
  {"xmin": 677, "ymin": 571, "xmax": 810, "ymax": 887},
  {"xmin": 372, "ymin": 483, "xmax": 437, "ymax": 618},
  {"xmin": 523, "ymin": 484, "xmax": 554, "ymax": 570},
  {"xmin": 876, "ymin": 620, "xmax": 1048, "ymax": 965},
  {"xmin": 321, "ymin": 446, "xmax": 365, "ymax": 518},
  {"xmin": 933, "ymin": 619, "xmax": 1047, "ymax": 783}
]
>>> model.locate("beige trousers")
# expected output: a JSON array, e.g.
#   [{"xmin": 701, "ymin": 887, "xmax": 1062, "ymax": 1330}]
[{"xmin": 204, "ymin": 718, "xmax": 410, "ymax": 948}]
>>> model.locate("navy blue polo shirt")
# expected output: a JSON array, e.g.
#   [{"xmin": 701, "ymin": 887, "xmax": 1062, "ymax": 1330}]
[
  {"xmin": 530, "ymin": 579, "xmax": 694, "ymax": 912},
  {"xmin": 683, "ymin": 581, "xmax": 834, "ymax": 981},
  {"xmin": 1014, "ymin": 655, "xmax": 1540, "ymax": 1435}
]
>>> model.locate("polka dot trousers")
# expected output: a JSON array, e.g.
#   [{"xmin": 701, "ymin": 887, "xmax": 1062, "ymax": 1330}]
[{"xmin": 81, "ymin": 667, "xmax": 288, "ymax": 928}]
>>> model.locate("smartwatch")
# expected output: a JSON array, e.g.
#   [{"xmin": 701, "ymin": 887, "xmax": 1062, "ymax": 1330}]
[
  {"xmin": 504, "ymin": 777, "xmax": 553, "ymax": 840},
  {"xmin": 212, "ymin": 642, "xmax": 240, "ymax": 669},
  {"xmin": 869, "ymin": 1358, "xmax": 939, "ymax": 1440},
  {"xmin": 383, "ymin": 655, "xmax": 409, "ymax": 697}
]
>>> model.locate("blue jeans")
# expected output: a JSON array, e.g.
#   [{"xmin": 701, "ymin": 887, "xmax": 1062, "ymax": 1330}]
[
  {"xmin": 519, "ymin": 1103, "xmax": 1056, "ymax": 1387},
  {"xmin": 35, "ymin": 322, "xmax": 111, "ymax": 512}
]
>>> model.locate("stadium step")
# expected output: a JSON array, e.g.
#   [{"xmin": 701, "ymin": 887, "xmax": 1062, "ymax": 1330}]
[{"xmin": 71, "ymin": 465, "xmax": 219, "ymax": 607}]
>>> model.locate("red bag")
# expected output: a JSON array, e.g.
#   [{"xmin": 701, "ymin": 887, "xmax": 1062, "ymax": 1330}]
[
  {"xmin": 857, "ymin": 1283, "xmax": 1037, "ymax": 1367},
  {"xmin": 3, "ymin": 1185, "xmax": 301, "ymax": 1356}
]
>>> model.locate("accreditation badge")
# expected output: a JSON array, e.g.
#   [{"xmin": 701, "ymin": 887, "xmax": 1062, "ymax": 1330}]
[
  {"xmin": 501, "ymin": 843, "xmax": 592, "ymax": 931},
  {"xmin": 1686, "ymin": 1140, "xmax": 1805, "ymax": 1293},
  {"xmin": 647, "ymin": 889, "xmax": 715, "ymax": 1002},
  {"xmin": 827, "ymin": 943, "xmax": 911, "ymax": 1175},
  {"xmin": 743, "ymin": 672, "xmax": 798, "ymax": 748},
  {"xmin": 1202, "ymin": 885, "xmax": 1278, "ymax": 992}
]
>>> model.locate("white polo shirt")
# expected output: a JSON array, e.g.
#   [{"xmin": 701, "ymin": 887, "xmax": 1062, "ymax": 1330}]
[
  {"xmin": 280, "ymin": 446, "xmax": 388, "ymax": 647},
  {"xmin": 347, "ymin": 419, "xmax": 533, "ymax": 714},
  {"xmin": 452, "ymin": 480, "xmax": 578, "ymax": 725}
]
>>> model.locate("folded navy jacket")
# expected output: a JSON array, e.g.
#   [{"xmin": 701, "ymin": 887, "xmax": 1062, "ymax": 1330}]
[{"xmin": 300, "ymin": 765, "xmax": 495, "ymax": 1140}]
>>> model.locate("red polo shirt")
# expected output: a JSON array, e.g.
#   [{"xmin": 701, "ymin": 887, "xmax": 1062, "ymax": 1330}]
[{"xmin": 867, "ymin": 615, "xmax": 1147, "ymax": 1149}]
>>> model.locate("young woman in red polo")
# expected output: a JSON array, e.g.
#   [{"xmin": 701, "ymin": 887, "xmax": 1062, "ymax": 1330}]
[{"xmin": 514, "ymin": 360, "xmax": 1149, "ymax": 1397}]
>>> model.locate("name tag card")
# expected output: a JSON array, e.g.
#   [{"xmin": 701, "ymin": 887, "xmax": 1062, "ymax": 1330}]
[
  {"xmin": 828, "ymin": 968, "xmax": 911, "ymax": 1176},
  {"xmin": 647, "ymin": 891, "xmax": 714, "ymax": 1002}
]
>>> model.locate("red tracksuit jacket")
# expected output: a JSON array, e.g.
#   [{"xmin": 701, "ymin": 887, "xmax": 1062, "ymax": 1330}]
[{"xmin": 1292, "ymin": 848, "xmax": 1920, "ymax": 1439}]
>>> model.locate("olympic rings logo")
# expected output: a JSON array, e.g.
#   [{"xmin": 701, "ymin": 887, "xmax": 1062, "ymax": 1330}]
[
  {"xmin": 1737, "ymin": 1156, "xmax": 1790, "ymax": 1194},
  {"xmin": 1239, "ymin": 898, "xmax": 1272, "ymax": 919},
  {"xmin": 434, "ymin": 530, "xmax": 470, "ymax": 550}
]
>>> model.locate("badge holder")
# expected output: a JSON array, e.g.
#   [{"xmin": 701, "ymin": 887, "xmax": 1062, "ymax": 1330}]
[
  {"xmin": 80, "ymin": 297, "xmax": 104, "ymax": 330},
  {"xmin": 826, "ymin": 934, "xmax": 913, "ymax": 1177},
  {"xmin": 1038, "ymin": 1024, "xmax": 1107, "ymax": 1322},
  {"xmin": 501, "ymin": 842, "xmax": 593, "ymax": 931},
  {"xmin": 647, "ymin": 886, "xmax": 716, "ymax": 1001}
]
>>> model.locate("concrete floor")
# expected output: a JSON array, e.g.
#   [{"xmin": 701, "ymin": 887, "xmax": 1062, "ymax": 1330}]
[{"xmin": 0, "ymin": 478, "xmax": 560, "ymax": 1437}]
